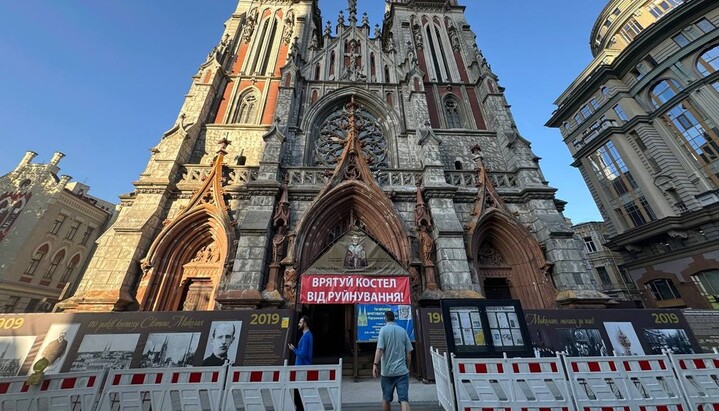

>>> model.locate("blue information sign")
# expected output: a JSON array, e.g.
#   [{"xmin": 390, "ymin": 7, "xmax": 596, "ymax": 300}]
[{"xmin": 356, "ymin": 304, "xmax": 415, "ymax": 342}]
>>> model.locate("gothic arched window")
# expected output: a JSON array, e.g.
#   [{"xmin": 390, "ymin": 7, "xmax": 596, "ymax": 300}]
[
  {"xmin": 231, "ymin": 91, "xmax": 259, "ymax": 124},
  {"xmin": 248, "ymin": 15, "xmax": 280, "ymax": 76},
  {"xmin": 44, "ymin": 249, "xmax": 65, "ymax": 279},
  {"xmin": 61, "ymin": 253, "xmax": 81, "ymax": 283},
  {"xmin": 649, "ymin": 79, "xmax": 683, "ymax": 108},
  {"xmin": 25, "ymin": 243, "xmax": 49, "ymax": 275},
  {"xmin": 697, "ymin": 45, "xmax": 719, "ymax": 77},
  {"xmin": 444, "ymin": 96, "xmax": 463, "ymax": 128}
]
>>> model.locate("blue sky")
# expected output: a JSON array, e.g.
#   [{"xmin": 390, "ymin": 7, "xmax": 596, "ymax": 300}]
[{"xmin": 0, "ymin": 0, "xmax": 606, "ymax": 223}]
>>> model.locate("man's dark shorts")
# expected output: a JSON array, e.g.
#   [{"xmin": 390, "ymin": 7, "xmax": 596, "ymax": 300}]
[{"xmin": 381, "ymin": 373, "xmax": 409, "ymax": 403}]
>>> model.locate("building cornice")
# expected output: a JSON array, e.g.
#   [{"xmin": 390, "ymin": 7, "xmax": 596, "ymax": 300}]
[
  {"xmin": 607, "ymin": 202, "xmax": 719, "ymax": 248},
  {"xmin": 547, "ymin": 0, "xmax": 713, "ymax": 126}
]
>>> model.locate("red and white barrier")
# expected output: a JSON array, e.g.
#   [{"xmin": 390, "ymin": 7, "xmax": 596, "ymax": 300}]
[
  {"xmin": 510, "ymin": 356, "xmax": 573, "ymax": 411},
  {"xmin": 430, "ymin": 347, "xmax": 455, "ymax": 411},
  {"xmin": 96, "ymin": 367, "xmax": 226, "ymax": 411},
  {"xmin": 0, "ymin": 371, "xmax": 105, "ymax": 411},
  {"xmin": 223, "ymin": 368, "xmax": 285, "ymax": 410},
  {"xmin": 287, "ymin": 362, "xmax": 342, "ymax": 411},
  {"xmin": 223, "ymin": 361, "xmax": 342, "ymax": 411},
  {"xmin": 620, "ymin": 356, "xmax": 687, "ymax": 411},
  {"xmin": 564, "ymin": 356, "xmax": 632, "ymax": 411},
  {"xmin": 452, "ymin": 356, "xmax": 514, "ymax": 410},
  {"xmin": 669, "ymin": 353, "xmax": 719, "ymax": 411}
]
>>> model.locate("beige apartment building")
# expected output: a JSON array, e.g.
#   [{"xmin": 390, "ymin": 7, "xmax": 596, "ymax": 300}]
[
  {"xmin": 572, "ymin": 221, "xmax": 642, "ymax": 306},
  {"xmin": 0, "ymin": 151, "xmax": 114, "ymax": 312},
  {"xmin": 548, "ymin": 0, "xmax": 719, "ymax": 309}
]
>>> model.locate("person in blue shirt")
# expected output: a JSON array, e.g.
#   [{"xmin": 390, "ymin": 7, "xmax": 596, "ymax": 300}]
[
  {"xmin": 373, "ymin": 310, "xmax": 413, "ymax": 411},
  {"xmin": 289, "ymin": 315, "xmax": 313, "ymax": 365},
  {"xmin": 288, "ymin": 315, "xmax": 313, "ymax": 411}
]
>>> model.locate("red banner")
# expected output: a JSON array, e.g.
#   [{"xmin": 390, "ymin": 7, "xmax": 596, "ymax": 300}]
[{"xmin": 300, "ymin": 275, "xmax": 410, "ymax": 304}]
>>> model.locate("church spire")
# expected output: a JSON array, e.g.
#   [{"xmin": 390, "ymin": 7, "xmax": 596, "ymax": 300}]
[{"xmin": 348, "ymin": 0, "xmax": 358, "ymax": 25}]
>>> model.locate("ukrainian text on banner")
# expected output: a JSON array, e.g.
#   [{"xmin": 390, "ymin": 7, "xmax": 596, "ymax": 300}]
[{"xmin": 300, "ymin": 275, "xmax": 410, "ymax": 304}]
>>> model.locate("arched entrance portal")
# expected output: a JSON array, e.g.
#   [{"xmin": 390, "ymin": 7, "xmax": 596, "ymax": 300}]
[
  {"xmin": 288, "ymin": 97, "xmax": 412, "ymax": 370},
  {"xmin": 465, "ymin": 152, "xmax": 558, "ymax": 309},
  {"xmin": 136, "ymin": 149, "xmax": 233, "ymax": 311}
]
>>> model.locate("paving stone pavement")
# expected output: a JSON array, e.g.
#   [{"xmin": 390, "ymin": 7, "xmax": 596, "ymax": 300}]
[{"xmin": 340, "ymin": 376, "xmax": 443, "ymax": 410}]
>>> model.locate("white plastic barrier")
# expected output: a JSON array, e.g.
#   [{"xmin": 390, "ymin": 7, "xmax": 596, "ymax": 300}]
[
  {"xmin": 0, "ymin": 371, "xmax": 105, "ymax": 411},
  {"xmin": 96, "ymin": 367, "xmax": 226, "ymax": 411},
  {"xmin": 223, "ymin": 366, "xmax": 287, "ymax": 410},
  {"xmin": 287, "ymin": 362, "xmax": 342, "ymax": 411},
  {"xmin": 452, "ymin": 355, "xmax": 514, "ymax": 410},
  {"xmin": 223, "ymin": 361, "xmax": 342, "ymax": 411},
  {"xmin": 509, "ymin": 356, "xmax": 574, "ymax": 411},
  {"xmin": 564, "ymin": 356, "xmax": 633, "ymax": 411},
  {"xmin": 430, "ymin": 347, "xmax": 455, "ymax": 411},
  {"xmin": 619, "ymin": 356, "xmax": 688, "ymax": 411},
  {"xmin": 669, "ymin": 353, "xmax": 719, "ymax": 411}
]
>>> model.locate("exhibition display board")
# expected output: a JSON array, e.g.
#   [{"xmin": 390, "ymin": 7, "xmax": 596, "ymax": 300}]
[
  {"xmin": 0, "ymin": 310, "xmax": 295, "ymax": 377},
  {"xmin": 440, "ymin": 299, "xmax": 533, "ymax": 358}
]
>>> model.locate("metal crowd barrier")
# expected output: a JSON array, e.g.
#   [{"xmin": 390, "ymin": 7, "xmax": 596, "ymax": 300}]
[{"xmin": 432, "ymin": 347, "xmax": 719, "ymax": 411}]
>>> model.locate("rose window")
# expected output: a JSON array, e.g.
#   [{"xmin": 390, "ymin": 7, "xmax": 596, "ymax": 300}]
[{"xmin": 314, "ymin": 104, "xmax": 388, "ymax": 168}]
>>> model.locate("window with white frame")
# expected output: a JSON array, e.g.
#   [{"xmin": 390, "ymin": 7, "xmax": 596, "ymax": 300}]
[
  {"xmin": 620, "ymin": 18, "xmax": 644, "ymax": 43},
  {"xmin": 584, "ymin": 236, "xmax": 598, "ymax": 253}
]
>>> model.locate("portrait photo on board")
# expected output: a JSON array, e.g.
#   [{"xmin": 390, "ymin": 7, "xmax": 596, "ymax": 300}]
[
  {"xmin": 70, "ymin": 334, "xmax": 141, "ymax": 371},
  {"xmin": 557, "ymin": 328, "xmax": 609, "ymax": 357},
  {"xmin": 643, "ymin": 329, "xmax": 695, "ymax": 354},
  {"xmin": 604, "ymin": 322, "xmax": 645, "ymax": 356},
  {"xmin": 140, "ymin": 332, "xmax": 200, "ymax": 368},
  {"xmin": 30, "ymin": 323, "xmax": 81, "ymax": 375},
  {"xmin": 202, "ymin": 321, "xmax": 242, "ymax": 366},
  {"xmin": 0, "ymin": 336, "xmax": 36, "ymax": 377}
]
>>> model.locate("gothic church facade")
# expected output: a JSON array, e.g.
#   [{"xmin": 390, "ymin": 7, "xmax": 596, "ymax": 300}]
[{"xmin": 61, "ymin": 0, "xmax": 607, "ymax": 318}]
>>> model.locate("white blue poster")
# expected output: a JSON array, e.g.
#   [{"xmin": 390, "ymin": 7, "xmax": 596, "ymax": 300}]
[{"xmin": 356, "ymin": 304, "xmax": 415, "ymax": 342}]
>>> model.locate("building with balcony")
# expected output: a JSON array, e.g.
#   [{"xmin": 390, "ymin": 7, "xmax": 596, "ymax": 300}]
[
  {"xmin": 572, "ymin": 221, "xmax": 642, "ymax": 306},
  {"xmin": 548, "ymin": 0, "xmax": 719, "ymax": 309},
  {"xmin": 0, "ymin": 152, "xmax": 114, "ymax": 312}
]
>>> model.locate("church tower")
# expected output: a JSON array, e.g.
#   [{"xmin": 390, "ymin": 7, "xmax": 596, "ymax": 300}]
[{"xmin": 61, "ymin": 0, "xmax": 608, "ymax": 314}]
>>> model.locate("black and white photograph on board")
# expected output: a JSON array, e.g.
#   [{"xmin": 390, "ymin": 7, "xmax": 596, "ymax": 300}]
[
  {"xmin": 70, "ymin": 334, "xmax": 141, "ymax": 371},
  {"xmin": 557, "ymin": 328, "xmax": 609, "ymax": 357},
  {"xmin": 0, "ymin": 336, "xmax": 36, "ymax": 377},
  {"xmin": 202, "ymin": 321, "xmax": 242, "ymax": 366},
  {"xmin": 30, "ymin": 323, "xmax": 81, "ymax": 374},
  {"xmin": 604, "ymin": 322, "xmax": 645, "ymax": 356},
  {"xmin": 643, "ymin": 329, "xmax": 695, "ymax": 354},
  {"xmin": 140, "ymin": 332, "xmax": 200, "ymax": 368}
]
